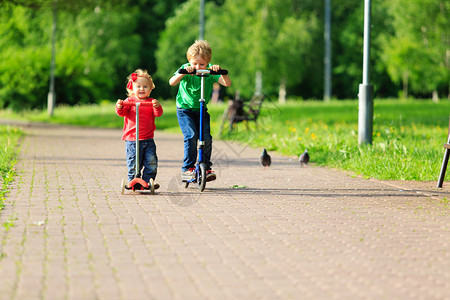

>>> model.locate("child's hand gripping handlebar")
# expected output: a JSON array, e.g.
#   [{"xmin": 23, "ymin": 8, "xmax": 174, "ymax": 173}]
[
  {"xmin": 178, "ymin": 69, "xmax": 228, "ymax": 75},
  {"xmin": 122, "ymin": 101, "xmax": 154, "ymax": 107}
]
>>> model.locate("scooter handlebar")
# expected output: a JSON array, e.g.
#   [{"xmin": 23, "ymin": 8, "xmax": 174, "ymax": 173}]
[
  {"xmin": 121, "ymin": 101, "xmax": 154, "ymax": 107},
  {"xmin": 178, "ymin": 68, "xmax": 228, "ymax": 75}
]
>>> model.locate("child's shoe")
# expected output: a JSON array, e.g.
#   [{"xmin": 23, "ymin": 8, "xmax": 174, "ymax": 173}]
[
  {"xmin": 206, "ymin": 169, "xmax": 216, "ymax": 182},
  {"xmin": 181, "ymin": 168, "xmax": 196, "ymax": 181}
]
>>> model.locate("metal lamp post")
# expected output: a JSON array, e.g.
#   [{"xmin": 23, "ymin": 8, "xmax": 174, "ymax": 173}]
[
  {"xmin": 324, "ymin": 0, "xmax": 332, "ymax": 102},
  {"xmin": 199, "ymin": 0, "xmax": 205, "ymax": 40},
  {"xmin": 358, "ymin": 0, "xmax": 374, "ymax": 145}
]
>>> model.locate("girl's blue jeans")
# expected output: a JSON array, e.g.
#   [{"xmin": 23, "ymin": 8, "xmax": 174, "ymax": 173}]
[
  {"xmin": 125, "ymin": 139, "xmax": 157, "ymax": 183},
  {"xmin": 176, "ymin": 108, "xmax": 213, "ymax": 172}
]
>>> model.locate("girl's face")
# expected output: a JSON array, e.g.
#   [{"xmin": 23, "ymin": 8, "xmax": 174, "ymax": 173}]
[
  {"xmin": 133, "ymin": 77, "xmax": 153, "ymax": 100},
  {"xmin": 189, "ymin": 55, "xmax": 209, "ymax": 70}
]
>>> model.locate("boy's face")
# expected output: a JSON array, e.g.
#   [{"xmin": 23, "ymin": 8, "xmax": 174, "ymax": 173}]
[
  {"xmin": 133, "ymin": 77, "xmax": 153, "ymax": 100},
  {"xmin": 189, "ymin": 55, "xmax": 209, "ymax": 70}
]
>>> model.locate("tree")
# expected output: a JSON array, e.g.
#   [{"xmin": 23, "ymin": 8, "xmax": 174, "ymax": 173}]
[
  {"xmin": 0, "ymin": 2, "xmax": 142, "ymax": 109},
  {"xmin": 206, "ymin": 0, "xmax": 318, "ymax": 99},
  {"xmin": 381, "ymin": 0, "xmax": 449, "ymax": 99},
  {"xmin": 0, "ymin": 0, "xmax": 186, "ymax": 110},
  {"xmin": 0, "ymin": 4, "xmax": 54, "ymax": 109},
  {"xmin": 154, "ymin": 0, "xmax": 202, "ymax": 96}
]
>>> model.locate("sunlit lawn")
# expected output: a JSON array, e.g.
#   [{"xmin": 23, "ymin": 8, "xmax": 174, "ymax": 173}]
[
  {"xmin": 1, "ymin": 98, "xmax": 449, "ymax": 181},
  {"xmin": 0, "ymin": 126, "xmax": 23, "ymax": 211},
  {"xmin": 220, "ymin": 99, "xmax": 450, "ymax": 181}
]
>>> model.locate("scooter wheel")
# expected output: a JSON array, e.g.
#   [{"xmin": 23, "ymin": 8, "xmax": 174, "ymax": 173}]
[
  {"xmin": 121, "ymin": 178, "xmax": 126, "ymax": 195},
  {"xmin": 149, "ymin": 178, "xmax": 155, "ymax": 195},
  {"xmin": 199, "ymin": 163, "xmax": 207, "ymax": 192},
  {"xmin": 184, "ymin": 181, "xmax": 189, "ymax": 188}
]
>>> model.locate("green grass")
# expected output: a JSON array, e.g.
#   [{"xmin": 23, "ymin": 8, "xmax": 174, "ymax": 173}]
[
  {"xmin": 0, "ymin": 102, "xmax": 185, "ymax": 132},
  {"xmin": 1, "ymin": 99, "xmax": 449, "ymax": 181},
  {"xmin": 0, "ymin": 126, "xmax": 23, "ymax": 212},
  {"xmin": 220, "ymin": 99, "xmax": 450, "ymax": 181}
]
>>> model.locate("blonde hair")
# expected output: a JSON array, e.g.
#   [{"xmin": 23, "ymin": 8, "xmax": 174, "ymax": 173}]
[
  {"xmin": 126, "ymin": 68, "xmax": 156, "ymax": 96},
  {"xmin": 187, "ymin": 40, "xmax": 212, "ymax": 62}
]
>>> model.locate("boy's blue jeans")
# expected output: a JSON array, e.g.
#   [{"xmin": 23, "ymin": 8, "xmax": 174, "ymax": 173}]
[
  {"xmin": 125, "ymin": 139, "xmax": 157, "ymax": 183},
  {"xmin": 177, "ymin": 108, "xmax": 213, "ymax": 172}
]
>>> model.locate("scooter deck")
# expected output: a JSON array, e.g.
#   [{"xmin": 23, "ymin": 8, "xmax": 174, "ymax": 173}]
[
  {"xmin": 121, "ymin": 178, "xmax": 155, "ymax": 195},
  {"xmin": 126, "ymin": 178, "xmax": 149, "ymax": 190}
]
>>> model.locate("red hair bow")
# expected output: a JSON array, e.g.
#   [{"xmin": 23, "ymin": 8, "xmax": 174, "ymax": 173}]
[{"xmin": 126, "ymin": 73, "xmax": 138, "ymax": 90}]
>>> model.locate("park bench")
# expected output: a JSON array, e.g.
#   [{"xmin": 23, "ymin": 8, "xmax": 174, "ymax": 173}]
[
  {"xmin": 437, "ymin": 116, "xmax": 450, "ymax": 188},
  {"xmin": 218, "ymin": 93, "xmax": 265, "ymax": 135}
]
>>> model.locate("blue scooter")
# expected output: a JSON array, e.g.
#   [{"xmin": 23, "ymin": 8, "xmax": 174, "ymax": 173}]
[{"xmin": 178, "ymin": 68, "xmax": 228, "ymax": 192}]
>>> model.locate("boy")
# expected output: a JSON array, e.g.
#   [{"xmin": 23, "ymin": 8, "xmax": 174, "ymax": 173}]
[{"xmin": 169, "ymin": 40, "xmax": 231, "ymax": 182}]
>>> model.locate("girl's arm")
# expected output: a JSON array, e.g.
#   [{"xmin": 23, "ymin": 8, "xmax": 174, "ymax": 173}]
[
  {"xmin": 115, "ymin": 98, "xmax": 132, "ymax": 117},
  {"xmin": 115, "ymin": 99, "xmax": 125, "ymax": 116},
  {"xmin": 152, "ymin": 99, "xmax": 163, "ymax": 117}
]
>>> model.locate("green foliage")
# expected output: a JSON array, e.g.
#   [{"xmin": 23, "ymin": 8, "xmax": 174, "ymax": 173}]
[
  {"xmin": 381, "ymin": 0, "xmax": 449, "ymax": 97},
  {"xmin": 0, "ymin": 101, "xmax": 184, "ymax": 130},
  {"xmin": 0, "ymin": 0, "xmax": 448, "ymax": 108},
  {"xmin": 219, "ymin": 99, "xmax": 450, "ymax": 181},
  {"xmin": 0, "ymin": 5, "xmax": 50, "ymax": 109},
  {"xmin": 2, "ymin": 99, "xmax": 449, "ymax": 182},
  {"xmin": 0, "ymin": 126, "xmax": 23, "ymax": 212},
  {"xmin": 155, "ymin": 0, "xmax": 202, "ymax": 97},
  {"xmin": 206, "ymin": 0, "xmax": 318, "ymax": 97},
  {"xmin": 332, "ymin": 0, "xmax": 364, "ymax": 97},
  {"xmin": 0, "ymin": 46, "xmax": 50, "ymax": 109},
  {"xmin": 0, "ymin": 3, "xmax": 141, "ymax": 110}
]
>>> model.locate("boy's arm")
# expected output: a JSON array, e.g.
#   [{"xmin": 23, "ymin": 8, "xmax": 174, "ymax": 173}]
[
  {"xmin": 170, "ymin": 65, "xmax": 195, "ymax": 86},
  {"xmin": 218, "ymin": 75, "xmax": 231, "ymax": 87},
  {"xmin": 169, "ymin": 73, "xmax": 184, "ymax": 86},
  {"xmin": 210, "ymin": 64, "xmax": 231, "ymax": 87}
]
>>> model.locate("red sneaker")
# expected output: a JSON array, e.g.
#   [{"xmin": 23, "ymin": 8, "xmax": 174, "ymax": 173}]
[
  {"xmin": 206, "ymin": 170, "xmax": 216, "ymax": 182},
  {"xmin": 181, "ymin": 168, "xmax": 196, "ymax": 181}
]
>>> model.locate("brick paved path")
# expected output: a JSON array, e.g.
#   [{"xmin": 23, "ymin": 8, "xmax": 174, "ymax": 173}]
[{"xmin": 0, "ymin": 123, "xmax": 449, "ymax": 300}]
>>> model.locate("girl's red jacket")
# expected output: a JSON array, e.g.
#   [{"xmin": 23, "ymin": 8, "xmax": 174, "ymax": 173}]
[{"xmin": 115, "ymin": 97, "xmax": 164, "ymax": 141}]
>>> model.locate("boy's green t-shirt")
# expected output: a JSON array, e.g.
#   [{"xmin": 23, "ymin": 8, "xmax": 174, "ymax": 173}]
[{"xmin": 175, "ymin": 63, "xmax": 221, "ymax": 111}]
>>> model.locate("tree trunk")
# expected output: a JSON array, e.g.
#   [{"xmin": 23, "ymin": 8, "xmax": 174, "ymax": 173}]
[
  {"xmin": 432, "ymin": 90, "xmax": 439, "ymax": 102},
  {"xmin": 255, "ymin": 71, "xmax": 262, "ymax": 96},
  {"xmin": 48, "ymin": 0, "xmax": 57, "ymax": 116},
  {"xmin": 278, "ymin": 77, "xmax": 286, "ymax": 104}
]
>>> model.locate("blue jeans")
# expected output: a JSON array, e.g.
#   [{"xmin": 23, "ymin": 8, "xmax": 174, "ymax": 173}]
[
  {"xmin": 177, "ymin": 108, "xmax": 213, "ymax": 172},
  {"xmin": 125, "ymin": 139, "xmax": 158, "ymax": 182}
]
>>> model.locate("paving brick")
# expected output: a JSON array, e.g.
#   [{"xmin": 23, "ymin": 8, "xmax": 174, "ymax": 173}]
[{"xmin": 0, "ymin": 123, "xmax": 449, "ymax": 300}]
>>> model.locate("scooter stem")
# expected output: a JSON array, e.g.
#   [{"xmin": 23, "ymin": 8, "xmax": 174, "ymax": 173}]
[
  {"xmin": 198, "ymin": 76, "xmax": 205, "ymax": 163},
  {"xmin": 135, "ymin": 102, "xmax": 140, "ymax": 177}
]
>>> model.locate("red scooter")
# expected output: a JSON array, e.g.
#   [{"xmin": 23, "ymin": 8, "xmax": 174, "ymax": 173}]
[{"xmin": 120, "ymin": 101, "xmax": 156, "ymax": 194}]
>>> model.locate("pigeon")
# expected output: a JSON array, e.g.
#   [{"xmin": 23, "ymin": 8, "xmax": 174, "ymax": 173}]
[
  {"xmin": 299, "ymin": 149, "xmax": 310, "ymax": 167},
  {"xmin": 260, "ymin": 148, "xmax": 271, "ymax": 167}
]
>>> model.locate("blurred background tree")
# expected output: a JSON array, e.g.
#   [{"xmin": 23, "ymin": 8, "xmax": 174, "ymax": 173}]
[
  {"xmin": 0, "ymin": 0, "xmax": 448, "ymax": 110},
  {"xmin": 381, "ymin": 0, "xmax": 449, "ymax": 100},
  {"xmin": 204, "ymin": 0, "xmax": 319, "ymax": 99}
]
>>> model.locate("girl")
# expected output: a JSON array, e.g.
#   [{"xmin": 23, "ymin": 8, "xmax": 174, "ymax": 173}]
[{"xmin": 116, "ymin": 69, "xmax": 164, "ymax": 188}]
